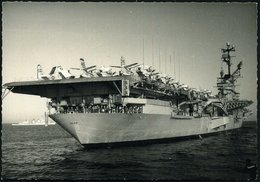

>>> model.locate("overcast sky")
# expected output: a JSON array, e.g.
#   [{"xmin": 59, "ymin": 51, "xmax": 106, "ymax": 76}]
[{"xmin": 2, "ymin": 2, "xmax": 257, "ymax": 122}]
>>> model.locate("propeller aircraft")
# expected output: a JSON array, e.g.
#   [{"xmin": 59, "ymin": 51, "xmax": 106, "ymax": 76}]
[{"xmin": 70, "ymin": 58, "xmax": 97, "ymax": 78}]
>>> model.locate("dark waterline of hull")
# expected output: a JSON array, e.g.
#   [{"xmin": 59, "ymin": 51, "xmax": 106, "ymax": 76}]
[{"xmin": 82, "ymin": 128, "xmax": 240, "ymax": 149}]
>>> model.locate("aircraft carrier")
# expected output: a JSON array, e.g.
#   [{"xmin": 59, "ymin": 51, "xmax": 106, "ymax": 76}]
[{"xmin": 3, "ymin": 43, "xmax": 253, "ymax": 148}]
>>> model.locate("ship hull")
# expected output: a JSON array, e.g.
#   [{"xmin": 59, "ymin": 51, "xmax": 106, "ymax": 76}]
[{"xmin": 49, "ymin": 113, "xmax": 243, "ymax": 148}]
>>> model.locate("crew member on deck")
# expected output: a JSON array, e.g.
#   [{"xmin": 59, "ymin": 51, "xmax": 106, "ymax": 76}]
[
  {"xmin": 81, "ymin": 99, "xmax": 86, "ymax": 113},
  {"xmin": 189, "ymin": 104, "xmax": 194, "ymax": 116}
]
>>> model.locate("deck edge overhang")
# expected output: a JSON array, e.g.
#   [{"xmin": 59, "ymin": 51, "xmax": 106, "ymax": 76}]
[
  {"xmin": 3, "ymin": 76, "xmax": 128, "ymax": 87},
  {"xmin": 3, "ymin": 76, "xmax": 129, "ymax": 98}
]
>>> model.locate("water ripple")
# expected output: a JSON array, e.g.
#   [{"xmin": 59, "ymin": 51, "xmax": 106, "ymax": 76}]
[{"xmin": 2, "ymin": 122, "xmax": 257, "ymax": 180}]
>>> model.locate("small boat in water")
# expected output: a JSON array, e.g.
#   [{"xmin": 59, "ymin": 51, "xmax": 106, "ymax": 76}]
[{"xmin": 12, "ymin": 119, "xmax": 55, "ymax": 126}]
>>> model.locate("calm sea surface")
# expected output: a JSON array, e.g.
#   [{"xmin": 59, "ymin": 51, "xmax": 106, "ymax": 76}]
[{"xmin": 2, "ymin": 121, "xmax": 257, "ymax": 180}]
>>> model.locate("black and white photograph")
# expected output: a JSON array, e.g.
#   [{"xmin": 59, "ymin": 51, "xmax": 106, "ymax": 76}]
[{"xmin": 2, "ymin": 2, "xmax": 257, "ymax": 180}]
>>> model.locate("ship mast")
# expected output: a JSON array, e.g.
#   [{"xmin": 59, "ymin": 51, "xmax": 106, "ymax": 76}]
[
  {"xmin": 217, "ymin": 42, "xmax": 242, "ymax": 101},
  {"xmin": 221, "ymin": 42, "xmax": 235, "ymax": 78}
]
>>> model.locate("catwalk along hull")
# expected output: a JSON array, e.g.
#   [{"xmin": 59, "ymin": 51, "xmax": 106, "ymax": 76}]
[{"xmin": 50, "ymin": 113, "xmax": 243, "ymax": 146}]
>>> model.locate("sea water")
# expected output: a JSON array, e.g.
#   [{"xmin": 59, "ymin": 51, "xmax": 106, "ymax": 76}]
[{"xmin": 2, "ymin": 121, "xmax": 257, "ymax": 180}]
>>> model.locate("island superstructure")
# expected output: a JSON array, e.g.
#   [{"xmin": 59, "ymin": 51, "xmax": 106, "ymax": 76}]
[{"xmin": 3, "ymin": 43, "xmax": 253, "ymax": 147}]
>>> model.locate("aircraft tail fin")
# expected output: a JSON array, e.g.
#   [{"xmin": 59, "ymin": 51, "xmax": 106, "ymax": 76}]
[
  {"xmin": 37, "ymin": 64, "xmax": 50, "ymax": 80},
  {"xmin": 80, "ymin": 58, "xmax": 87, "ymax": 70},
  {"xmin": 37, "ymin": 64, "xmax": 44, "ymax": 79}
]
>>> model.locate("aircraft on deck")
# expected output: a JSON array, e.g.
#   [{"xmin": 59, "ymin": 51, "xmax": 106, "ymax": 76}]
[
  {"xmin": 137, "ymin": 65, "xmax": 158, "ymax": 81},
  {"xmin": 49, "ymin": 66, "xmax": 75, "ymax": 79},
  {"xmin": 37, "ymin": 64, "xmax": 52, "ymax": 80},
  {"xmin": 95, "ymin": 66, "xmax": 116, "ymax": 77},
  {"xmin": 110, "ymin": 56, "xmax": 139, "ymax": 76},
  {"xmin": 70, "ymin": 58, "xmax": 97, "ymax": 78},
  {"xmin": 37, "ymin": 64, "xmax": 75, "ymax": 80}
]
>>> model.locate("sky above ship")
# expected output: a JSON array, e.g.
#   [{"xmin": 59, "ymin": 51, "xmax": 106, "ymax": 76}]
[{"xmin": 2, "ymin": 2, "xmax": 257, "ymax": 122}]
